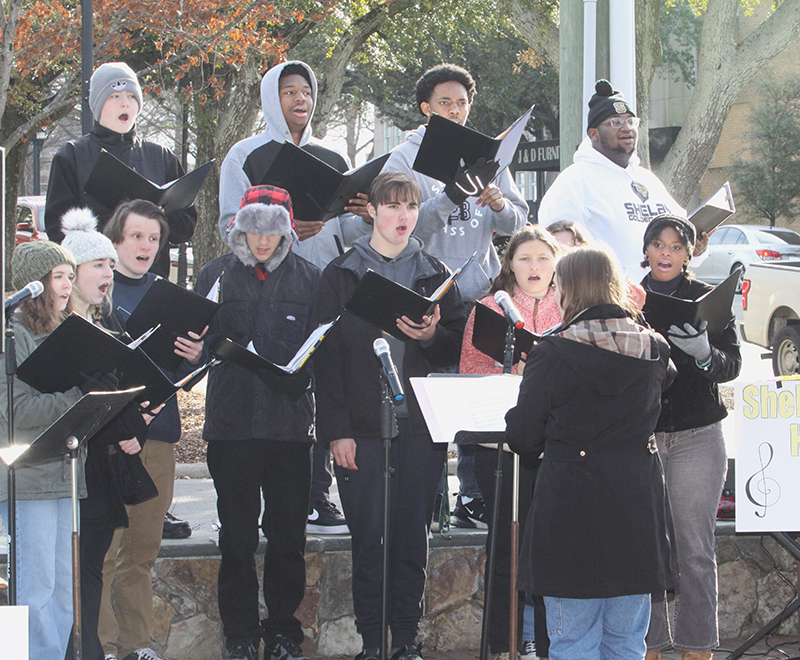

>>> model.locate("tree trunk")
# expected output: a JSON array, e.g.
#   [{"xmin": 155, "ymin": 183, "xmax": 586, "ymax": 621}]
[
  {"xmin": 508, "ymin": 0, "xmax": 560, "ymax": 71},
  {"xmin": 634, "ymin": 0, "xmax": 663, "ymax": 170},
  {"xmin": 658, "ymin": 0, "xmax": 800, "ymax": 206},
  {"xmin": 191, "ymin": 54, "xmax": 264, "ymax": 274},
  {"xmin": 4, "ymin": 141, "xmax": 28, "ymax": 289},
  {"xmin": 313, "ymin": 0, "xmax": 416, "ymax": 136}
]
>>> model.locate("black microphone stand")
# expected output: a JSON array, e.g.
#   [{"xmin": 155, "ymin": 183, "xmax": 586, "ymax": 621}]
[
  {"xmin": 479, "ymin": 323, "xmax": 516, "ymax": 660},
  {"xmin": 379, "ymin": 374, "xmax": 399, "ymax": 660},
  {"xmin": 5, "ymin": 310, "xmax": 19, "ymax": 605}
]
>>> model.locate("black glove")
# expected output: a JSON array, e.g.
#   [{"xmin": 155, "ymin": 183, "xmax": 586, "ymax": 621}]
[
  {"xmin": 444, "ymin": 157, "xmax": 501, "ymax": 205},
  {"xmin": 79, "ymin": 370, "xmax": 120, "ymax": 394}
]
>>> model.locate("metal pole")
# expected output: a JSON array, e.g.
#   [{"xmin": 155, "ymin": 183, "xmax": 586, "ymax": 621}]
[
  {"xmin": 68, "ymin": 435, "xmax": 83, "ymax": 660},
  {"xmin": 560, "ymin": 0, "xmax": 585, "ymax": 169},
  {"xmin": 80, "ymin": 0, "xmax": 93, "ymax": 135},
  {"xmin": 379, "ymin": 375, "xmax": 398, "ymax": 660},
  {"xmin": 5, "ymin": 318, "xmax": 17, "ymax": 605}
]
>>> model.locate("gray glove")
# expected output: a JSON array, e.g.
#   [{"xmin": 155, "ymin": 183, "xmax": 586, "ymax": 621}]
[{"xmin": 667, "ymin": 321, "xmax": 712, "ymax": 363}]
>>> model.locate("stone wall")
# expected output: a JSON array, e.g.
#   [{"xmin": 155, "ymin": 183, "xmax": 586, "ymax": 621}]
[{"xmin": 2, "ymin": 526, "xmax": 799, "ymax": 658}]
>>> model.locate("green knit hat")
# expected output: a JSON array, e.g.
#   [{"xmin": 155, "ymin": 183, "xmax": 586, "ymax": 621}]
[{"xmin": 12, "ymin": 241, "xmax": 76, "ymax": 291}]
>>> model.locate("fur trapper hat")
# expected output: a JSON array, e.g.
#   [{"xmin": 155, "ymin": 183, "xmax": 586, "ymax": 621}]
[
  {"xmin": 61, "ymin": 208, "xmax": 118, "ymax": 266},
  {"xmin": 227, "ymin": 185, "xmax": 297, "ymax": 270}
]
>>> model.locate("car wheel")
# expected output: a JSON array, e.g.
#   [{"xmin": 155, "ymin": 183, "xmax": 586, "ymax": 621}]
[
  {"xmin": 731, "ymin": 263, "xmax": 745, "ymax": 293},
  {"xmin": 772, "ymin": 325, "xmax": 800, "ymax": 377}
]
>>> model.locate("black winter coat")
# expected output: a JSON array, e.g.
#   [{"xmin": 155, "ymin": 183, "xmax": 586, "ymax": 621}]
[
  {"xmin": 194, "ymin": 251, "xmax": 320, "ymax": 442},
  {"xmin": 312, "ymin": 247, "xmax": 466, "ymax": 446},
  {"xmin": 506, "ymin": 305, "xmax": 675, "ymax": 599},
  {"xmin": 44, "ymin": 122, "xmax": 197, "ymax": 278},
  {"xmin": 642, "ymin": 274, "xmax": 741, "ymax": 432}
]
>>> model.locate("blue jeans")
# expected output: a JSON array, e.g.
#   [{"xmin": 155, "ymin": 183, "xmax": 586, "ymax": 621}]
[
  {"xmin": 545, "ymin": 594, "xmax": 650, "ymax": 660},
  {"xmin": 1, "ymin": 497, "xmax": 74, "ymax": 660},
  {"xmin": 647, "ymin": 422, "xmax": 727, "ymax": 652}
]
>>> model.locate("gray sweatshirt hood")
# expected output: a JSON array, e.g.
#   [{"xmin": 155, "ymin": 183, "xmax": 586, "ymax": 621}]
[
  {"xmin": 260, "ymin": 60, "xmax": 317, "ymax": 146},
  {"xmin": 345, "ymin": 234, "xmax": 427, "ymax": 281}
]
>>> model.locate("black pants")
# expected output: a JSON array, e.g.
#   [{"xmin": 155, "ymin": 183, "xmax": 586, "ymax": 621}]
[
  {"xmin": 310, "ymin": 441, "xmax": 334, "ymax": 502},
  {"xmin": 207, "ymin": 439, "xmax": 312, "ymax": 644},
  {"xmin": 66, "ymin": 525, "xmax": 116, "ymax": 660},
  {"xmin": 335, "ymin": 420, "xmax": 446, "ymax": 649},
  {"xmin": 475, "ymin": 446, "xmax": 549, "ymax": 656}
]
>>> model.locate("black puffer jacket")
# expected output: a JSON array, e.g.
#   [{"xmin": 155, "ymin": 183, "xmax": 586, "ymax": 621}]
[
  {"xmin": 642, "ymin": 274, "xmax": 741, "ymax": 432},
  {"xmin": 312, "ymin": 245, "xmax": 466, "ymax": 446},
  {"xmin": 194, "ymin": 251, "xmax": 320, "ymax": 442},
  {"xmin": 45, "ymin": 122, "xmax": 197, "ymax": 277}
]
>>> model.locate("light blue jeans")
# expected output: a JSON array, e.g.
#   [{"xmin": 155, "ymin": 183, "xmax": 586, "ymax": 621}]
[
  {"xmin": 1, "ymin": 497, "xmax": 74, "ymax": 660},
  {"xmin": 545, "ymin": 594, "xmax": 650, "ymax": 660},
  {"xmin": 647, "ymin": 422, "xmax": 727, "ymax": 652}
]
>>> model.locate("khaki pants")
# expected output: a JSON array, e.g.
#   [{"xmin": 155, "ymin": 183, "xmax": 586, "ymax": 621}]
[{"xmin": 99, "ymin": 439, "xmax": 175, "ymax": 658}]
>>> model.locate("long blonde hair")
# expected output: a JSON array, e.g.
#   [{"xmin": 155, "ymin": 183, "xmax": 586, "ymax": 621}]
[{"xmin": 555, "ymin": 246, "xmax": 635, "ymax": 326}]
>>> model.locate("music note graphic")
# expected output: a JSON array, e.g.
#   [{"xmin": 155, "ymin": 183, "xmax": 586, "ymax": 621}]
[{"xmin": 745, "ymin": 442, "xmax": 781, "ymax": 518}]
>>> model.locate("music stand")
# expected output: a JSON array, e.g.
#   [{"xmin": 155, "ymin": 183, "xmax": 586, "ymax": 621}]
[{"xmin": 0, "ymin": 387, "xmax": 143, "ymax": 660}]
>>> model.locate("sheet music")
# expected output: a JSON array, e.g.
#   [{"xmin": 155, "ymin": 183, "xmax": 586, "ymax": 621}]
[
  {"xmin": 410, "ymin": 374, "xmax": 522, "ymax": 443},
  {"xmin": 245, "ymin": 319, "xmax": 337, "ymax": 373},
  {"xmin": 129, "ymin": 324, "xmax": 161, "ymax": 349},
  {"xmin": 206, "ymin": 274, "xmax": 222, "ymax": 303}
]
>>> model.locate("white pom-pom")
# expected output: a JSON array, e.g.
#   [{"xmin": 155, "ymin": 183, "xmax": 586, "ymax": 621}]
[{"xmin": 61, "ymin": 207, "xmax": 99, "ymax": 235}]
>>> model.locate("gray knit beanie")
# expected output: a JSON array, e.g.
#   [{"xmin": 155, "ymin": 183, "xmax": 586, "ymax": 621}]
[
  {"xmin": 12, "ymin": 241, "xmax": 76, "ymax": 291},
  {"xmin": 89, "ymin": 62, "xmax": 143, "ymax": 121},
  {"xmin": 61, "ymin": 208, "xmax": 118, "ymax": 266}
]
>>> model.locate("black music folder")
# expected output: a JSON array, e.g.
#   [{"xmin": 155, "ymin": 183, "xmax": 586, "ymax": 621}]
[
  {"xmin": 16, "ymin": 314, "xmax": 208, "ymax": 409},
  {"xmin": 412, "ymin": 106, "xmax": 533, "ymax": 185},
  {"xmin": 243, "ymin": 142, "xmax": 390, "ymax": 222},
  {"xmin": 211, "ymin": 319, "xmax": 337, "ymax": 376},
  {"xmin": 642, "ymin": 268, "xmax": 740, "ymax": 339},
  {"xmin": 687, "ymin": 182, "xmax": 735, "ymax": 235},
  {"xmin": 471, "ymin": 302, "xmax": 542, "ymax": 365},
  {"xmin": 83, "ymin": 150, "xmax": 214, "ymax": 214},
  {"xmin": 124, "ymin": 277, "xmax": 220, "ymax": 372},
  {"xmin": 344, "ymin": 253, "xmax": 476, "ymax": 341}
]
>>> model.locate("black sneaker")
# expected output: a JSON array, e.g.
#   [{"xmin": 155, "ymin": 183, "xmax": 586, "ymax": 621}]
[
  {"xmin": 451, "ymin": 495, "xmax": 487, "ymax": 529},
  {"xmin": 391, "ymin": 644, "xmax": 424, "ymax": 660},
  {"xmin": 225, "ymin": 638, "xmax": 260, "ymax": 660},
  {"xmin": 163, "ymin": 511, "xmax": 192, "ymax": 539},
  {"xmin": 121, "ymin": 650, "xmax": 163, "ymax": 660},
  {"xmin": 356, "ymin": 648, "xmax": 381, "ymax": 660},
  {"xmin": 264, "ymin": 634, "xmax": 310, "ymax": 660},
  {"xmin": 308, "ymin": 499, "xmax": 349, "ymax": 534}
]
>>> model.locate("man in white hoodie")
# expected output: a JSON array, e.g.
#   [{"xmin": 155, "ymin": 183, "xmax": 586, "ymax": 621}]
[
  {"xmin": 538, "ymin": 80, "xmax": 693, "ymax": 277},
  {"xmin": 219, "ymin": 61, "xmax": 367, "ymax": 537}
]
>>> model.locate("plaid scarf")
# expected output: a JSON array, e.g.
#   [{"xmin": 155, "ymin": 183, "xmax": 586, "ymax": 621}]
[{"xmin": 559, "ymin": 315, "xmax": 656, "ymax": 359}]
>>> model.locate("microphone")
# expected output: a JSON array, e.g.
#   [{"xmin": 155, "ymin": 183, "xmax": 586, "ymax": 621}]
[
  {"xmin": 4, "ymin": 281, "xmax": 44, "ymax": 312},
  {"xmin": 373, "ymin": 337, "xmax": 404, "ymax": 403},
  {"xmin": 494, "ymin": 290, "xmax": 524, "ymax": 329}
]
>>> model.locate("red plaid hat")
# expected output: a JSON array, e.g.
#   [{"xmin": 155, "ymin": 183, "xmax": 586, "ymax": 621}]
[{"xmin": 235, "ymin": 185, "xmax": 293, "ymax": 222}]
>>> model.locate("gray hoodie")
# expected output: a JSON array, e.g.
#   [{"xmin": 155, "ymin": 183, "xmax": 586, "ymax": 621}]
[
  {"xmin": 383, "ymin": 124, "xmax": 529, "ymax": 302},
  {"xmin": 345, "ymin": 234, "xmax": 431, "ymax": 416},
  {"xmin": 218, "ymin": 60, "xmax": 370, "ymax": 269}
]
